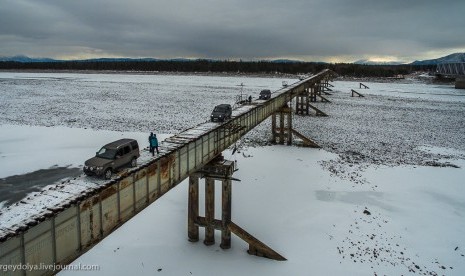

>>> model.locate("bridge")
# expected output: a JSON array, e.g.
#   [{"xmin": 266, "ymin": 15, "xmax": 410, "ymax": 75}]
[
  {"xmin": 436, "ymin": 62, "xmax": 465, "ymax": 89},
  {"xmin": 0, "ymin": 69, "xmax": 336, "ymax": 275}
]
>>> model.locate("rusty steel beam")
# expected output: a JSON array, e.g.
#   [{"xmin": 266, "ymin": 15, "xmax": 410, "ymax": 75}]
[
  {"xmin": 291, "ymin": 129, "xmax": 320, "ymax": 148},
  {"xmin": 359, "ymin": 82, "xmax": 370, "ymax": 89},
  {"xmin": 204, "ymin": 178, "xmax": 215, "ymax": 246},
  {"xmin": 351, "ymin": 89, "xmax": 365, "ymax": 97},
  {"xmin": 188, "ymin": 174, "xmax": 199, "ymax": 242},
  {"xmin": 229, "ymin": 222, "xmax": 287, "ymax": 261},
  {"xmin": 220, "ymin": 179, "xmax": 232, "ymax": 249}
]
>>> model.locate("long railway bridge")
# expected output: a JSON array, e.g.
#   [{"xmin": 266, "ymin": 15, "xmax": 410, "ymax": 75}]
[
  {"xmin": 436, "ymin": 62, "xmax": 465, "ymax": 89},
  {"xmin": 0, "ymin": 69, "xmax": 335, "ymax": 275}
]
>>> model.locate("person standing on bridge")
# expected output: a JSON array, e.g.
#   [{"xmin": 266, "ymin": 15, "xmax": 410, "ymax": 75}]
[
  {"xmin": 149, "ymin": 132, "xmax": 159, "ymax": 156},
  {"xmin": 149, "ymin": 132, "xmax": 154, "ymax": 155}
]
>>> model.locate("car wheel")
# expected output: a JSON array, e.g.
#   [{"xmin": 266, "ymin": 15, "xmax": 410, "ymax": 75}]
[
  {"xmin": 131, "ymin": 157, "xmax": 137, "ymax": 167},
  {"xmin": 104, "ymin": 168, "xmax": 112, "ymax": 180}
]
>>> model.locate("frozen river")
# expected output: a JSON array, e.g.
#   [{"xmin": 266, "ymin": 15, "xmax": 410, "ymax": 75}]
[
  {"xmin": 0, "ymin": 71, "xmax": 464, "ymax": 275},
  {"xmin": 0, "ymin": 72, "xmax": 295, "ymax": 133}
]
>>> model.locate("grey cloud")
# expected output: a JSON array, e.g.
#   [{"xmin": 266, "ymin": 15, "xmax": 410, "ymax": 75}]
[{"xmin": 0, "ymin": 0, "xmax": 464, "ymax": 61}]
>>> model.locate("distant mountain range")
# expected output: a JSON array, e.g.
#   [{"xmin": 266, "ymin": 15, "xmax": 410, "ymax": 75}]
[
  {"xmin": 354, "ymin": 53, "xmax": 465, "ymax": 65},
  {"xmin": 0, "ymin": 55, "xmax": 305, "ymax": 64},
  {"xmin": 0, "ymin": 55, "xmax": 161, "ymax": 63},
  {"xmin": 0, "ymin": 55, "xmax": 58, "ymax": 63},
  {"xmin": 353, "ymin": 59, "xmax": 404, "ymax": 65},
  {"xmin": 410, "ymin": 53, "xmax": 465, "ymax": 65},
  {"xmin": 1, "ymin": 53, "xmax": 464, "ymax": 65}
]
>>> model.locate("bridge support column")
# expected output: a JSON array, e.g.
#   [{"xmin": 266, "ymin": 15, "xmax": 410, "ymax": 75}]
[
  {"xmin": 271, "ymin": 104, "xmax": 292, "ymax": 145},
  {"xmin": 316, "ymin": 81, "xmax": 322, "ymax": 97},
  {"xmin": 295, "ymin": 87, "xmax": 310, "ymax": 115},
  {"xmin": 322, "ymin": 78, "xmax": 333, "ymax": 94},
  {"xmin": 188, "ymin": 174, "xmax": 199, "ymax": 242},
  {"xmin": 189, "ymin": 156, "xmax": 234, "ymax": 248},
  {"xmin": 188, "ymin": 156, "xmax": 286, "ymax": 260},
  {"xmin": 310, "ymin": 84, "xmax": 317, "ymax": 102},
  {"xmin": 204, "ymin": 178, "xmax": 215, "ymax": 245},
  {"xmin": 309, "ymin": 81, "xmax": 332, "ymax": 102},
  {"xmin": 220, "ymin": 178, "xmax": 232, "ymax": 249},
  {"xmin": 456, "ymin": 77, "xmax": 465, "ymax": 89},
  {"xmin": 270, "ymin": 103, "xmax": 320, "ymax": 147}
]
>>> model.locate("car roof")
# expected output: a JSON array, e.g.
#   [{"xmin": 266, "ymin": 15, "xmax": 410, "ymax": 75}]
[
  {"xmin": 215, "ymin": 104, "xmax": 231, "ymax": 108},
  {"xmin": 260, "ymin": 89, "xmax": 271, "ymax": 93},
  {"xmin": 103, "ymin": 138, "xmax": 137, "ymax": 149}
]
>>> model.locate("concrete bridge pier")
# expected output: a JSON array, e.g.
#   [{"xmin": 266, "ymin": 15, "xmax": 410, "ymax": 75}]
[
  {"xmin": 310, "ymin": 83, "xmax": 318, "ymax": 102},
  {"xmin": 188, "ymin": 157, "xmax": 286, "ymax": 260},
  {"xmin": 456, "ymin": 77, "xmax": 465, "ymax": 89},
  {"xmin": 295, "ymin": 86, "xmax": 310, "ymax": 115},
  {"xmin": 308, "ymin": 80, "xmax": 332, "ymax": 102},
  {"xmin": 188, "ymin": 157, "xmax": 233, "ymax": 247},
  {"xmin": 271, "ymin": 104, "xmax": 292, "ymax": 145}
]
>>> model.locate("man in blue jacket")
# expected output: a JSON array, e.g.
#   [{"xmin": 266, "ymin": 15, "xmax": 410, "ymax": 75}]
[{"xmin": 149, "ymin": 132, "xmax": 159, "ymax": 156}]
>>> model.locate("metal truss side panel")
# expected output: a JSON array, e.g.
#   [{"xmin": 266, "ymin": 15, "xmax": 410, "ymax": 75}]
[
  {"xmin": 202, "ymin": 135, "xmax": 209, "ymax": 162},
  {"xmin": 24, "ymin": 220, "xmax": 54, "ymax": 276},
  {"xmin": 160, "ymin": 154, "xmax": 175, "ymax": 194},
  {"xmin": 147, "ymin": 162, "xmax": 159, "ymax": 201},
  {"xmin": 119, "ymin": 177, "xmax": 135, "ymax": 222},
  {"xmin": 79, "ymin": 195, "xmax": 100, "ymax": 249},
  {"xmin": 208, "ymin": 132, "xmax": 216, "ymax": 158},
  {"xmin": 188, "ymin": 142, "xmax": 197, "ymax": 174},
  {"xmin": 0, "ymin": 236, "xmax": 22, "ymax": 276},
  {"xmin": 54, "ymin": 207, "xmax": 79, "ymax": 264},
  {"xmin": 100, "ymin": 187, "xmax": 118, "ymax": 235},
  {"xmin": 195, "ymin": 139, "xmax": 202, "ymax": 170},
  {"xmin": 134, "ymin": 169, "xmax": 148, "ymax": 211}
]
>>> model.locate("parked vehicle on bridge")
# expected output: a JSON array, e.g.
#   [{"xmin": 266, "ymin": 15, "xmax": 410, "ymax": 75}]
[
  {"xmin": 211, "ymin": 104, "xmax": 232, "ymax": 122},
  {"xmin": 84, "ymin": 139, "xmax": 140, "ymax": 179},
  {"xmin": 259, "ymin": 89, "xmax": 272, "ymax": 100}
]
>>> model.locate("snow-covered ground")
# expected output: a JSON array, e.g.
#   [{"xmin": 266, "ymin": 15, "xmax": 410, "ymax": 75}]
[
  {"xmin": 0, "ymin": 72, "xmax": 294, "ymax": 133},
  {"xmin": 0, "ymin": 72, "xmax": 464, "ymax": 275}
]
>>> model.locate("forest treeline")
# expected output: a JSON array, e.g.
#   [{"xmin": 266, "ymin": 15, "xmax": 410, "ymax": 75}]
[{"xmin": 0, "ymin": 60, "xmax": 436, "ymax": 77}]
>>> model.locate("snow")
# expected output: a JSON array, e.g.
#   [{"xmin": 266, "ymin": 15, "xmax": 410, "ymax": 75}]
[
  {"xmin": 0, "ymin": 72, "xmax": 464, "ymax": 275},
  {"xmin": 241, "ymin": 80, "xmax": 465, "ymax": 171},
  {"xmin": 333, "ymin": 81, "xmax": 465, "ymax": 102},
  {"xmin": 0, "ymin": 72, "xmax": 295, "ymax": 133}
]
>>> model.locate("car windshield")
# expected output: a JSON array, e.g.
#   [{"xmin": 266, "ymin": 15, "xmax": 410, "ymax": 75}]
[
  {"xmin": 96, "ymin": 147, "xmax": 117, "ymax": 159},
  {"xmin": 214, "ymin": 106, "xmax": 226, "ymax": 112}
]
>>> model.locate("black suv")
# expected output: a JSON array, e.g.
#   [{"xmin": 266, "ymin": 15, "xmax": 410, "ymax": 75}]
[
  {"xmin": 84, "ymin": 139, "xmax": 140, "ymax": 179},
  {"xmin": 259, "ymin": 89, "xmax": 271, "ymax": 100},
  {"xmin": 211, "ymin": 104, "xmax": 232, "ymax": 122}
]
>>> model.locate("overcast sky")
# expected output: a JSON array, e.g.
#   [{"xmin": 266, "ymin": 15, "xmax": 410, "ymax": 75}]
[{"xmin": 0, "ymin": 0, "xmax": 464, "ymax": 62}]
